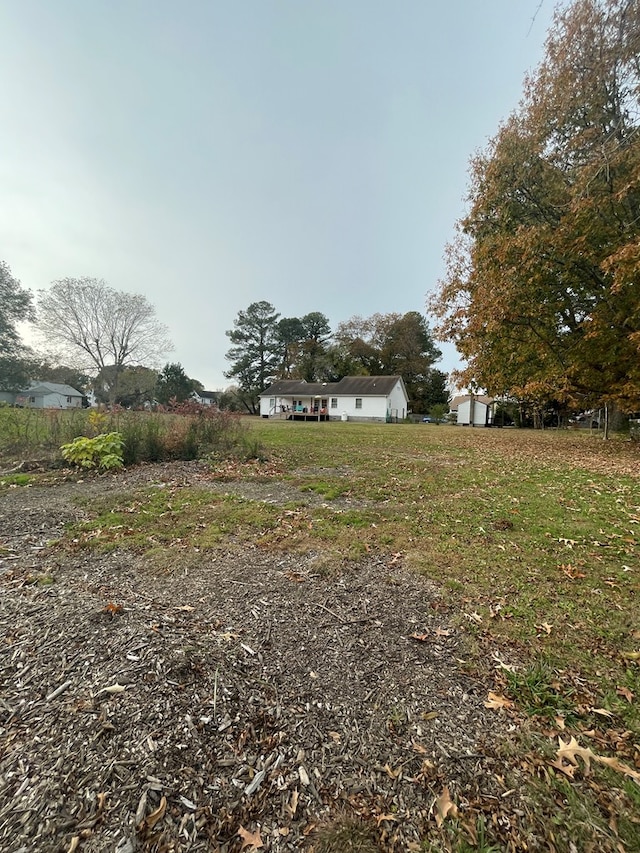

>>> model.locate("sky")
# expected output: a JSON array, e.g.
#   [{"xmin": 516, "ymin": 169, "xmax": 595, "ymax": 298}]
[{"xmin": 0, "ymin": 0, "xmax": 560, "ymax": 390}]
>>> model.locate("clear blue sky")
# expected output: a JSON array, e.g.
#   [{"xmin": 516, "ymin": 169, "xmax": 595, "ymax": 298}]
[{"xmin": 0, "ymin": 0, "xmax": 559, "ymax": 389}]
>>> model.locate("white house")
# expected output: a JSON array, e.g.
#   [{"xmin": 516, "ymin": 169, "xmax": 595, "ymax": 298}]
[
  {"xmin": 191, "ymin": 389, "xmax": 218, "ymax": 407},
  {"xmin": 15, "ymin": 382, "xmax": 84, "ymax": 409},
  {"xmin": 452, "ymin": 394, "xmax": 494, "ymax": 427},
  {"xmin": 259, "ymin": 376, "xmax": 409, "ymax": 423}
]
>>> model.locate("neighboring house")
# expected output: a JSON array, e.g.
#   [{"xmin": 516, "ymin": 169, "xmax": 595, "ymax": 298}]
[
  {"xmin": 259, "ymin": 376, "xmax": 409, "ymax": 423},
  {"xmin": 14, "ymin": 382, "xmax": 84, "ymax": 409},
  {"xmin": 450, "ymin": 394, "xmax": 495, "ymax": 427},
  {"xmin": 192, "ymin": 389, "xmax": 218, "ymax": 407}
]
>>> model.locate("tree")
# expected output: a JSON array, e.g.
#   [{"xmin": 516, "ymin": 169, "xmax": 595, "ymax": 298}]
[
  {"xmin": 37, "ymin": 278, "xmax": 173, "ymax": 404},
  {"xmin": 275, "ymin": 317, "xmax": 305, "ymax": 378},
  {"xmin": 155, "ymin": 362, "xmax": 198, "ymax": 405},
  {"xmin": 296, "ymin": 312, "xmax": 332, "ymax": 381},
  {"xmin": 429, "ymin": 403, "xmax": 449, "ymax": 424},
  {"xmin": 36, "ymin": 362, "xmax": 92, "ymax": 394},
  {"xmin": 335, "ymin": 311, "xmax": 443, "ymax": 409},
  {"xmin": 0, "ymin": 261, "xmax": 35, "ymax": 391},
  {"xmin": 224, "ymin": 301, "xmax": 281, "ymax": 413},
  {"xmin": 430, "ymin": 0, "xmax": 640, "ymax": 414},
  {"xmin": 420, "ymin": 368, "xmax": 449, "ymax": 413},
  {"xmin": 94, "ymin": 365, "xmax": 158, "ymax": 407}
]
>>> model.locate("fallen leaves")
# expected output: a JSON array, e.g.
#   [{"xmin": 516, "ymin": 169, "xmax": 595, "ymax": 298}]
[
  {"xmin": 410, "ymin": 632, "xmax": 430, "ymax": 642},
  {"xmin": 145, "ymin": 796, "xmax": 167, "ymax": 831},
  {"xmin": 616, "ymin": 686, "xmax": 634, "ymax": 703},
  {"xmin": 484, "ymin": 691, "xmax": 513, "ymax": 710},
  {"xmin": 560, "ymin": 563, "xmax": 586, "ymax": 580},
  {"xmin": 238, "ymin": 825, "xmax": 263, "ymax": 850},
  {"xmin": 433, "ymin": 786, "xmax": 458, "ymax": 827},
  {"xmin": 554, "ymin": 736, "xmax": 640, "ymax": 783},
  {"xmin": 410, "ymin": 626, "xmax": 452, "ymax": 642}
]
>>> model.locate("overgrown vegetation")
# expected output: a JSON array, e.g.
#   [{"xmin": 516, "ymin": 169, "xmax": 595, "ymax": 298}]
[{"xmin": 0, "ymin": 404, "xmax": 261, "ymax": 467}]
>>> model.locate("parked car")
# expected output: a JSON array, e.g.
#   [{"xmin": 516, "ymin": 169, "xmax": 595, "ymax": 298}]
[{"xmin": 422, "ymin": 416, "xmax": 433, "ymax": 423}]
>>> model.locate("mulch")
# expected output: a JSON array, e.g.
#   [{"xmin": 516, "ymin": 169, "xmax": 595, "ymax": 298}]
[{"xmin": 0, "ymin": 463, "xmax": 533, "ymax": 852}]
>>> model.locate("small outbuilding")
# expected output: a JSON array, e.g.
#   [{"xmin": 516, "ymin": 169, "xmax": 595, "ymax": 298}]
[{"xmin": 451, "ymin": 394, "xmax": 495, "ymax": 427}]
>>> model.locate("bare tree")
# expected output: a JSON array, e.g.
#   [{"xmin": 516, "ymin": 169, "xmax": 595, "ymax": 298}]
[{"xmin": 37, "ymin": 278, "xmax": 173, "ymax": 403}]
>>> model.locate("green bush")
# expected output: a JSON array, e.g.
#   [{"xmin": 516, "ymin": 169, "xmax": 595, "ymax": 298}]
[{"xmin": 60, "ymin": 432, "xmax": 124, "ymax": 470}]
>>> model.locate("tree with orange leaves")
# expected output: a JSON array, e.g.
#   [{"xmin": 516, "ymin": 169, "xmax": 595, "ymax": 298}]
[{"xmin": 430, "ymin": 0, "xmax": 640, "ymax": 415}]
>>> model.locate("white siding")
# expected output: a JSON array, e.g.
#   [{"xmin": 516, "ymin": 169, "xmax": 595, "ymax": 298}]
[
  {"xmin": 388, "ymin": 380, "xmax": 407, "ymax": 420},
  {"xmin": 457, "ymin": 399, "xmax": 490, "ymax": 426},
  {"xmin": 40, "ymin": 392, "xmax": 82, "ymax": 409},
  {"xmin": 338, "ymin": 396, "xmax": 387, "ymax": 421}
]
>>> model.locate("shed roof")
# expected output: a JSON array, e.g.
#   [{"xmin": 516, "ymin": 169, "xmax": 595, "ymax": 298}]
[{"xmin": 449, "ymin": 394, "xmax": 494, "ymax": 411}]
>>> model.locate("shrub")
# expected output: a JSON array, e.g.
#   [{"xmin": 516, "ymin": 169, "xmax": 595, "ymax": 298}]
[{"xmin": 60, "ymin": 432, "xmax": 124, "ymax": 470}]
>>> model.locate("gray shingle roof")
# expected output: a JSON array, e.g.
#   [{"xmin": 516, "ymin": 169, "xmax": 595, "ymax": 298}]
[
  {"xmin": 261, "ymin": 376, "xmax": 405, "ymax": 398},
  {"xmin": 333, "ymin": 376, "xmax": 403, "ymax": 396},
  {"xmin": 22, "ymin": 382, "xmax": 83, "ymax": 397}
]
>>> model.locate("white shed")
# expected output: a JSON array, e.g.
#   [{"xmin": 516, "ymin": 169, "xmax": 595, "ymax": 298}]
[{"xmin": 456, "ymin": 395, "xmax": 494, "ymax": 427}]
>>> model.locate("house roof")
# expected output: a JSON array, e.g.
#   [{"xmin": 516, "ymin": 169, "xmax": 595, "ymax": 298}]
[
  {"xmin": 334, "ymin": 376, "xmax": 404, "ymax": 396},
  {"xmin": 260, "ymin": 376, "xmax": 407, "ymax": 398},
  {"xmin": 449, "ymin": 394, "xmax": 494, "ymax": 411},
  {"xmin": 21, "ymin": 382, "xmax": 83, "ymax": 397},
  {"xmin": 261, "ymin": 379, "xmax": 330, "ymax": 397}
]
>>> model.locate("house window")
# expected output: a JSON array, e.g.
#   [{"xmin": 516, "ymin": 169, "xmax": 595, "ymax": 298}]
[
  {"xmin": 331, "ymin": 398, "xmax": 338, "ymax": 409},
  {"xmin": 66, "ymin": 396, "xmax": 72, "ymax": 403},
  {"xmin": 355, "ymin": 398, "xmax": 362, "ymax": 409},
  {"xmin": 269, "ymin": 398, "xmax": 275, "ymax": 410},
  {"xmin": 30, "ymin": 396, "xmax": 35, "ymax": 403}
]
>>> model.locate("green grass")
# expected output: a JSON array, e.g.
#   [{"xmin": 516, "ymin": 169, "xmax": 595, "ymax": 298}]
[
  {"xmin": 0, "ymin": 473, "xmax": 32, "ymax": 487},
  {"xmin": 55, "ymin": 420, "xmax": 640, "ymax": 850}
]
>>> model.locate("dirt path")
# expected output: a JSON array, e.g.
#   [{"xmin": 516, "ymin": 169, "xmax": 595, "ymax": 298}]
[{"xmin": 0, "ymin": 464, "xmax": 528, "ymax": 852}]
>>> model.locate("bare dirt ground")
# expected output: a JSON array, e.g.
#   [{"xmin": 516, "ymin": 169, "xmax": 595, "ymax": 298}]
[{"xmin": 0, "ymin": 463, "xmax": 530, "ymax": 852}]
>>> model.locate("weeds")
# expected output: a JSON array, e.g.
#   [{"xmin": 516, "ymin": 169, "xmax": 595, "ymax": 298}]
[
  {"xmin": 0, "ymin": 406, "xmax": 263, "ymax": 466},
  {"xmin": 0, "ymin": 473, "xmax": 32, "ymax": 487},
  {"xmin": 504, "ymin": 660, "xmax": 576, "ymax": 719},
  {"xmin": 313, "ymin": 815, "xmax": 381, "ymax": 852}
]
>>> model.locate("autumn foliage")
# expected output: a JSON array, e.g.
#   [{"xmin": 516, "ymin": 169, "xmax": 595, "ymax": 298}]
[{"xmin": 431, "ymin": 0, "xmax": 640, "ymax": 412}]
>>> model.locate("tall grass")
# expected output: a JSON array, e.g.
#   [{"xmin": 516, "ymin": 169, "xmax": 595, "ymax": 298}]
[{"xmin": 0, "ymin": 404, "xmax": 261, "ymax": 466}]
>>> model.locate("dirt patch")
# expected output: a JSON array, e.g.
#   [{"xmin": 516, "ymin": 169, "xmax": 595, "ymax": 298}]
[{"xmin": 0, "ymin": 463, "xmax": 529, "ymax": 852}]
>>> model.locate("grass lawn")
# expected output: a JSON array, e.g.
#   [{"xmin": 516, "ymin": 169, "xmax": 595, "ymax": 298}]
[
  {"xmin": 241, "ymin": 421, "xmax": 640, "ymax": 690},
  {"xmin": 12, "ymin": 416, "xmax": 640, "ymax": 850}
]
